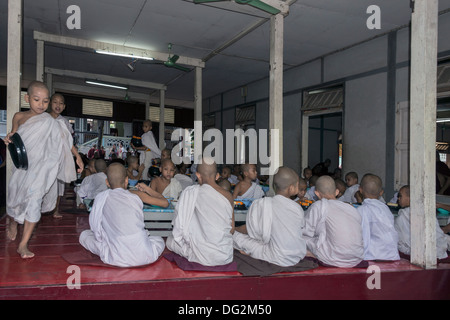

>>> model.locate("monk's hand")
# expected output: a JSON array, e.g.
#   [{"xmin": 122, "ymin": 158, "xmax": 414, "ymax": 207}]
[
  {"xmin": 76, "ymin": 156, "xmax": 84, "ymax": 174},
  {"xmin": 3, "ymin": 132, "xmax": 13, "ymax": 145}
]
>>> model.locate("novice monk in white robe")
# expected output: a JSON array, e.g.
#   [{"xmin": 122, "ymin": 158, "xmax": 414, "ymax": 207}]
[
  {"xmin": 5, "ymin": 81, "xmax": 77, "ymax": 259},
  {"xmin": 75, "ymin": 159, "xmax": 108, "ymax": 207},
  {"xmin": 150, "ymin": 159, "xmax": 183, "ymax": 200},
  {"xmin": 166, "ymin": 158, "xmax": 235, "ymax": 266},
  {"xmin": 233, "ymin": 167, "xmax": 307, "ymax": 267},
  {"xmin": 233, "ymin": 163, "xmax": 265, "ymax": 200},
  {"xmin": 357, "ymin": 174, "xmax": 400, "ymax": 261},
  {"xmin": 131, "ymin": 120, "xmax": 161, "ymax": 179},
  {"xmin": 304, "ymin": 176, "xmax": 365, "ymax": 268},
  {"xmin": 79, "ymin": 163, "xmax": 166, "ymax": 267},
  {"xmin": 395, "ymin": 185, "xmax": 450, "ymax": 259}
]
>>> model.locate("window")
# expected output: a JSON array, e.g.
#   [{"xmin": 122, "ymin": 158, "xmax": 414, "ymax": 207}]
[
  {"xmin": 149, "ymin": 106, "xmax": 175, "ymax": 124},
  {"xmin": 82, "ymin": 99, "xmax": 113, "ymax": 118},
  {"xmin": 0, "ymin": 110, "xmax": 7, "ymax": 123},
  {"xmin": 20, "ymin": 91, "xmax": 30, "ymax": 109},
  {"xmin": 302, "ymin": 86, "xmax": 343, "ymax": 114}
]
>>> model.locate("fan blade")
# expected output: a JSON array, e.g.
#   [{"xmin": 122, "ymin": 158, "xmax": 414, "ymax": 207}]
[
  {"xmin": 169, "ymin": 55, "xmax": 180, "ymax": 64},
  {"xmin": 171, "ymin": 64, "xmax": 191, "ymax": 72},
  {"xmin": 235, "ymin": 0, "xmax": 280, "ymax": 14}
]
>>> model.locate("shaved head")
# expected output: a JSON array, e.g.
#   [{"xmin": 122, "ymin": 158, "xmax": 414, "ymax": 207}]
[
  {"xmin": 27, "ymin": 80, "xmax": 49, "ymax": 96},
  {"xmin": 161, "ymin": 158, "xmax": 175, "ymax": 169},
  {"xmin": 360, "ymin": 174, "xmax": 383, "ymax": 197},
  {"xmin": 197, "ymin": 157, "xmax": 217, "ymax": 178},
  {"xmin": 273, "ymin": 167, "xmax": 299, "ymax": 192},
  {"xmin": 95, "ymin": 159, "xmax": 107, "ymax": 173},
  {"xmin": 316, "ymin": 175, "xmax": 337, "ymax": 196},
  {"xmin": 107, "ymin": 163, "xmax": 127, "ymax": 188}
]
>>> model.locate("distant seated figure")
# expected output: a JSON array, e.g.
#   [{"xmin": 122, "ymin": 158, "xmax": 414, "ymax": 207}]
[
  {"xmin": 232, "ymin": 163, "xmax": 265, "ymax": 200},
  {"xmin": 338, "ymin": 171, "xmax": 359, "ymax": 203},
  {"xmin": 75, "ymin": 159, "xmax": 108, "ymax": 207},
  {"xmin": 126, "ymin": 155, "xmax": 145, "ymax": 181},
  {"xmin": 233, "ymin": 167, "xmax": 307, "ymax": 267},
  {"xmin": 395, "ymin": 185, "xmax": 450, "ymax": 260},
  {"xmin": 166, "ymin": 158, "xmax": 235, "ymax": 266},
  {"xmin": 303, "ymin": 176, "xmax": 365, "ymax": 268},
  {"xmin": 79, "ymin": 163, "xmax": 165, "ymax": 267},
  {"xmin": 357, "ymin": 174, "xmax": 399, "ymax": 261}
]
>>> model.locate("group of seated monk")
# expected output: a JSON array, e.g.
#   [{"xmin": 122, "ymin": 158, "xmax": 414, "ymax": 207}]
[{"xmin": 73, "ymin": 150, "xmax": 450, "ymax": 269}]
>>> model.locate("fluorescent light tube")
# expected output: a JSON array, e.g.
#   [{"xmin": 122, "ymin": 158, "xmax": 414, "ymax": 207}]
[
  {"xmin": 96, "ymin": 50, "xmax": 154, "ymax": 61},
  {"xmin": 85, "ymin": 80, "xmax": 128, "ymax": 90}
]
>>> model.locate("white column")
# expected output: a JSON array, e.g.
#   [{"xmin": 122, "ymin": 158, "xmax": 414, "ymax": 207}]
[
  {"xmin": 409, "ymin": 0, "xmax": 439, "ymax": 269},
  {"xmin": 268, "ymin": 13, "xmax": 284, "ymax": 193},
  {"xmin": 159, "ymin": 89, "xmax": 165, "ymax": 150},
  {"xmin": 194, "ymin": 66, "xmax": 203, "ymax": 163},
  {"xmin": 6, "ymin": 0, "xmax": 22, "ymax": 193},
  {"xmin": 36, "ymin": 40, "xmax": 44, "ymax": 81}
]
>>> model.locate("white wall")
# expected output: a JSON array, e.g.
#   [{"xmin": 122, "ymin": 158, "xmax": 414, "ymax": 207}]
[{"xmin": 203, "ymin": 12, "xmax": 450, "ymax": 199}]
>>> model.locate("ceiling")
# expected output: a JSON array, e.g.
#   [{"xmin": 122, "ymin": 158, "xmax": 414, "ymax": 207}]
[{"xmin": 1, "ymin": 0, "xmax": 450, "ymax": 109}]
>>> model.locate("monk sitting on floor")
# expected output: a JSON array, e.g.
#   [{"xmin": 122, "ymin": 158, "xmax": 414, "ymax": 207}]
[
  {"xmin": 79, "ymin": 163, "xmax": 166, "ymax": 268},
  {"xmin": 232, "ymin": 163, "xmax": 265, "ymax": 199},
  {"xmin": 233, "ymin": 166, "xmax": 307, "ymax": 267},
  {"xmin": 303, "ymin": 175, "xmax": 365, "ymax": 268},
  {"xmin": 150, "ymin": 158, "xmax": 183, "ymax": 200},
  {"xmin": 166, "ymin": 157, "xmax": 235, "ymax": 266}
]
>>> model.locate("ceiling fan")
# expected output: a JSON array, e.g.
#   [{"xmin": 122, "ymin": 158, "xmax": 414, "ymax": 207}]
[
  {"xmin": 193, "ymin": 0, "xmax": 281, "ymax": 15},
  {"xmin": 142, "ymin": 43, "xmax": 191, "ymax": 72}
]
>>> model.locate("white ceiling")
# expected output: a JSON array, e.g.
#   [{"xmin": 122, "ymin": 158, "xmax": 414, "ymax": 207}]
[{"xmin": 1, "ymin": 0, "xmax": 450, "ymax": 108}]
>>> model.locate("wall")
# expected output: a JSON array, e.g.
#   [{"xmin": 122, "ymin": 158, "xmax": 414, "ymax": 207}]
[{"xmin": 203, "ymin": 12, "xmax": 450, "ymax": 200}]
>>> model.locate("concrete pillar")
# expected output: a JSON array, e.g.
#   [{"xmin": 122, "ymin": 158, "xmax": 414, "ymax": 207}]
[
  {"xmin": 409, "ymin": 0, "xmax": 439, "ymax": 269},
  {"xmin": 194, "ymin": 66, "xmax": 203, "ymax": 163},
  {"xmin": 6, "ymin": 0, "xmax": 22, "ymax": 193},
  {"xmin": 159, "ymin": 89, "xmax": 165, "ymax": 150},
  {"xmin": 268, "ymin": 13, "xmax": 284, "ymax": 192},
  {"xmin": 36, "ymin": 40, "xmax": 44, "ymax": 81}
]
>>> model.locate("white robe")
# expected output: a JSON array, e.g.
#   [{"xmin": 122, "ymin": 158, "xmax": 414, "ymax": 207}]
[
  {"xmin": 338, "ymin": 184, "xmax": 360, "ymax": 203},
  {"xmin": 236, "ymin": 182, "xmax": 265, "ymax": 199},
  {"xmin": 139, "ymin": 131, "xmax": 161, "ymax": 179},
  {"xmin": 395, "ymin": 207, "xmax": 449, "ymax": 259},
  {"xmin": 233, "ymin": 195, "xmax": 307, "ymax": 267},
  {"xmin": 162, "ymin": 178, "xmax": 183, "ymax": 200},
  {"xmin": 75, "ymin": 172, "xmax": 108, "ymax": 205},
  {"xmin": 304, "ymin": 199, "xmax": 365, "ymax": 267},
  {"xmin": 7, "ymin": 113, "xmax": 75, "ymax": 224},
  {"xmin": 166, "ymin": 184, "xmax": 234, "ymax": 266},
  {"xmin": 357, "ymin": 198, "xmax": 400, "ymax": 261},
  {"xmin": 174, "ymin": 173, "xmax": 194, "ymax": 191},
  {"xmin": 79, "ymin": 188, "xmax": 165, "ymax": 267}
]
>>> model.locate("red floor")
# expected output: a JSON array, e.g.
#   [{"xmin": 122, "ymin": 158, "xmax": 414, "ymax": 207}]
[{"xmin": 1, "ymin": 187, "xmax": 450, "ymax": 300}]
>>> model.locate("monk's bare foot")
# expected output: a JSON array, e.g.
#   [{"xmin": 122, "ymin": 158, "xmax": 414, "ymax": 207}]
[
  {"xmin": 6, "ymin": 219, "xmax": 18, "ymax": 241},
  {"xmin": 53, "ymin": 212, "xmax": 63, "ymax": 219},
  {"xmin": 17, "ymin": 246, "xmax": 35, "ymax": 259}
]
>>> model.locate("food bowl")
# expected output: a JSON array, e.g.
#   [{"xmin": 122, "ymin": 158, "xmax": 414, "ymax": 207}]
[{"xmin": 8, "ymin": 132, "xmax": 28, "ymax": 170}]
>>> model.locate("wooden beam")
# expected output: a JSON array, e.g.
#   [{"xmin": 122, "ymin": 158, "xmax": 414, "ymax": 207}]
[
  {"xmin": 34, "ymin": 31, "xmax": 205, "ymax": 69},
  {"xmin": 45, "ymin": 67, "xmax": 166, "ymax": 91},
  {"xmin": 6, "ymin": 0, "xmax": 22, "ymax": 193},
  {"xmin": 409, "ymin": 0, "xmax": 439, "ymax": 269}
]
